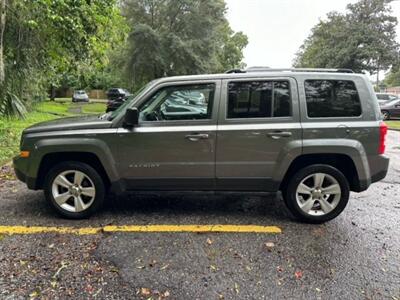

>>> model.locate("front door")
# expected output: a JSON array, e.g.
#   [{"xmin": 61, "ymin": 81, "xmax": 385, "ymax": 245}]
[
  {"xmin": 216, "ymin": 77, "xmax": 301, "ymax": 191},
  {"xmin": 117, "ymin": 80, "xmax": 220, "ymax": 190}
]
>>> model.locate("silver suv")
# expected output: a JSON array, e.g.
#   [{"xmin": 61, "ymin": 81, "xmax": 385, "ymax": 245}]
[{"xmin": 13, "ymin": 68, "xmax": 389, "ymax": 223}]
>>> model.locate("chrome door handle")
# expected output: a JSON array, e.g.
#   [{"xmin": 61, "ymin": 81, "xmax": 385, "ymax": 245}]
[
  {"xmin": 267, "ymin": 131, "xmax": 292, "ymax": 139},
  {"xmin": 185, "ymin": 133, "xmax": 209, "ymax": 141}
]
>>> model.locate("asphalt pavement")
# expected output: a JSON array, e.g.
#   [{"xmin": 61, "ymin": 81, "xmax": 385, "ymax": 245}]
[{"xmin": 0, "ymin": 131, "xmax": 399, "ymax": 299}]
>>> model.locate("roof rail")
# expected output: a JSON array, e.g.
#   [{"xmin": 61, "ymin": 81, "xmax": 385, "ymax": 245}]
[
  {"xmin": 225, "ymin": 68, "xmax": 246, "ymax": 74},
  {"xmin": 244, "ymin": 67, "xmax": 354, "ymax": 73}
]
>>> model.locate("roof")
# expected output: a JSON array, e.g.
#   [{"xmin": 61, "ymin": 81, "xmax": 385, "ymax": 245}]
[{"xmin": 152, "ymin": 68, "xmax": 365, "ymax": 84}]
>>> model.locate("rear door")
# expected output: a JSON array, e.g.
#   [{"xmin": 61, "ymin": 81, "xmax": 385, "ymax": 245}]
[{"xmin": 216, "ymin": 77, "xmax": 301, "ymax": 191}]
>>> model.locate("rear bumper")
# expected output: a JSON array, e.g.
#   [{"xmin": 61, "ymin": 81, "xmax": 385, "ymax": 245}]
[
  {"xmin": 357, "ymin": 155, "xmax": 389, "ymax": 192},
  {"xmin": 370, "ymin": 155, "xmax": 390, "ymax": 184}
]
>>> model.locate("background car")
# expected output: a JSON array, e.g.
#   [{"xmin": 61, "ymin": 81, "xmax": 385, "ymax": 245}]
[
  {"xmin": 106, "ymin": 88, "xmax": 131, "ymax": 112},
  {"xmin": 376, "ymin": 93, "xmax": 398, "ymax": 106},
  {"xmin": 72, "ymin": 90, "xmax": 89, "ymax": 102},
  {"xmin": 380, "ymin": 99, "xmax": 400, "ymax": 120}
]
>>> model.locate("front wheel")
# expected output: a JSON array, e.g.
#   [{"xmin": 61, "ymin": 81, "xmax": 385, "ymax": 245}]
[
  {"xmin": 283, "ymin": 164, "xmax": 350, "ymax": 223},
  {"xmin": 44, "ymin": 162, "xmax": 105, "ymax": 219}
]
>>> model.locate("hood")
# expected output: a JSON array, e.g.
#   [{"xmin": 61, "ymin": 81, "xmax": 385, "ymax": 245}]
[{"xmin": 23, "ymin": 115, "xmax": 112, "ymax": 134}]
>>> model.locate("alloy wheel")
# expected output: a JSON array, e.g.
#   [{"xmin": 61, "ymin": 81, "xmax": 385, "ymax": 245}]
[
  {"xmin": 295, "ymin": 172, "xmax": 341, "ymax": 216},
  {"xmin": 51, "ymin": 170, "xmax": 96, "ymax": 213}
]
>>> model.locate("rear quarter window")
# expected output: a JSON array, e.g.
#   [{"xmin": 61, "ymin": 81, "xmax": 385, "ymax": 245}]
[{"xmin": 304, "ymin": 80, "xmax": 362, "ymax": 118}]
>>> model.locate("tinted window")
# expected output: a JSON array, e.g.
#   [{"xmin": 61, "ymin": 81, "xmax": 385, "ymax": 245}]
[
  {"xmin": 139, "ymin": 84, "xmax": 214, "ymax": 121},
  {"xmin": 227, "ymin": 81, "xmax": 291, "ymax": 119},
  {"xmin": 305, "ymin": 80, "xmax": 361, "ymax": 118},
  {"xmin": 377, "ymin": 94, "xmax": 389, "ymax": 100}
]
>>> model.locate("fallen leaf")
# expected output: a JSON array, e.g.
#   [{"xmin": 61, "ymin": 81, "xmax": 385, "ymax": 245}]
[
  {"xmin": 29, "ymin": 290, "xmax": 40, "ymax": 299},
  {"xmin": 295, "ymin": 270, "xmax": 303, "ymax": 279},
  {"xmin": 162, "ymin": 290, "xmax": 170, "ymax": 298},
  {"xmin": 234, "ymin": 283, "xmax": 239, "ymax": 294},
  {"xmin": 19, "ymin": 260, "xmax": 27, "ymax": 266},
  {"xmin": 140, "ymin": 287, "xmax": 151, "ymax": 296},
  {"xmin": 210, "ymin": 265, "xmax": 217, "ymax": 271},
  {"xmin": 160, "ymin": 264, "xmax": 169, "ymax": 270},
  {"xmin": 149, "ymin": 260, "xmax": 157, "ymax": 267},
  {"xmin": 264, "ymin": 242, "xmax": 275, "ymax": 250}
]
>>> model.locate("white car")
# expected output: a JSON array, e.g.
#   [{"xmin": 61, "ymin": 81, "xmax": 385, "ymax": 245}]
[{"xmin": 72, "ymin": 90, "xmax": 89, "ymax": 102}]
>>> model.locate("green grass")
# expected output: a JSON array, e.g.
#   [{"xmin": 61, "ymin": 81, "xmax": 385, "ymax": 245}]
[
  {"xmin": 386, "ymin": 120, "xmax": 400, "ymax": 130},
  {"xmin": 0, "ymin": 101, "xmax": 106, "ymax": 165}
]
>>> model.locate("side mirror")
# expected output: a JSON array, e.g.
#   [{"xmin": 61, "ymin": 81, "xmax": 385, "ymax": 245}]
[{"xmin": 123, "ymin": 107, "xmax": 139, "ymax": 127}]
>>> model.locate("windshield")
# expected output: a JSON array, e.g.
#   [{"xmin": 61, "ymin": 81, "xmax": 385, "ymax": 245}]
[{"xmin": 100, "ymin": 82, "xmax": 153, "ymax": 121}]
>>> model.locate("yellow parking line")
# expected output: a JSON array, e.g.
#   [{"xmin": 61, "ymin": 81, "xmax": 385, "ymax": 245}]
[{"xmin": 0, "ymin": 224, "xmax": 281, "ymax": 235}]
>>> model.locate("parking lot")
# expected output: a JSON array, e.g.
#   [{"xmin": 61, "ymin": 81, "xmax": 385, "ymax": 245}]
[{"xmin": 0, "ymin": 130, "xmax": 399, "ymax": 299}]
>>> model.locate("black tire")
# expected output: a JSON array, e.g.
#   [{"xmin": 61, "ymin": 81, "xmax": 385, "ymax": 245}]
[
  {"xmin": 44, "ymin": 161, "xmax": 105, "ymax": 219},
  {"xmin": 382, "ymin": 110, "xmax": 390, "ymax": 120},
  {"xmin": 283, "ymin": 164, "xmax": 350, "ymax": 224}
]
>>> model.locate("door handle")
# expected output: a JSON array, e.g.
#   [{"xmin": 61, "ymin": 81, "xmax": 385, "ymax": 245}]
[
  {"xmin": 267, "ymin": 131, "xmax": 292, "ymax": 139},
  {"xmin": 185, "ymin": 133, "xmax": 209, "ymax": 141}
]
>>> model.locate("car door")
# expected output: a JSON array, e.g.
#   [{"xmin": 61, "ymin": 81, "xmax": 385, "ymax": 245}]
[
  {"xmin": 216, "ymin": 77, "xmax": 301, "ymax": 191},
  {"xmin": 116, "ymin": 80, "xmax": 221, "ymax": 190},
  {"xmin": 392, "ymin": 100, "xmax": 400, "ymax": 117}
]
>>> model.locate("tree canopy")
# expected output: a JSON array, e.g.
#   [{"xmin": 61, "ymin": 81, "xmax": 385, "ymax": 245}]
[
  {"xmin": 0, "ymin": 0, "xmax": 126, "ymax": 116},
  {"xmin": 120, "ymin": 0, "xmax": 248, "ymax": 89},
  {"xmin": 0, "ymin": 0, "xmax": 248, "ymax": 117},
  {"xmin": 294, "ymin": 0, "xmax": 399, "ymax": 78}
]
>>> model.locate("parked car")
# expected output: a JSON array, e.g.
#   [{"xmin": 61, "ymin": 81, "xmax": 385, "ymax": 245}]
[
  {"xmin": 14, "ymin": 68, "xmax": 389, "ymax": 223},
  {"xmin": 72, "ymin": 90, "xmax": 89, "ymax": 102},
  {"xmin": 106, "ymin": 88, "xmax": 131, "ymax": 112},
  {"xmin": 376, "ymin": 93, "xmax": 398, "ymax": 106},
  {"xmin": 380, "ymin": 99, "xmax": 400, "ymax": 120}
]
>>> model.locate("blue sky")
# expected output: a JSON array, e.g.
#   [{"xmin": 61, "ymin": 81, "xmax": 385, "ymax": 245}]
[{"xmin": 226, "ymin": 0, "xmax": 400, "ymax": 69}]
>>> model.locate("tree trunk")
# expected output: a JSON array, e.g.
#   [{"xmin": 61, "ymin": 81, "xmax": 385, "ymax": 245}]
[
  {"xmin": 0, "ymin": 0, "xmax": 6, "ymax": 85},
  {"xmin": 50, "ymin": 84, "xmax": 55, "ymax": 101},
  {"xmin": 376, "ymin": 65, "xmax": 380, "ymax": 92}
]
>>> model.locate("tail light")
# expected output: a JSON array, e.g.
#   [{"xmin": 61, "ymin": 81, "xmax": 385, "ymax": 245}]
[{"xmin": 379, "ymin": 122, "xmax": 388, "ymax": 154}]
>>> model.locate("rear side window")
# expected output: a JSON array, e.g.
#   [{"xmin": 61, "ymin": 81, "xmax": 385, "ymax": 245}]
[
  {"xmin": 227, "ymin": 80, "xmax": 291, "ymax": 119},
  {"xmin": 304, "ymin": 80, "xmax": 361, "ymax": 118},
  {"xmin": 377, "ymin": 94, "xmax": 389, "ymax": 100}
]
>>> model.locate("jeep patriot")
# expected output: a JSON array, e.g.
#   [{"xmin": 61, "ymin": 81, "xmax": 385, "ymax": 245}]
[{"xmin": 13, "ymin": 68, "xmax": 389, "ymax": 223}]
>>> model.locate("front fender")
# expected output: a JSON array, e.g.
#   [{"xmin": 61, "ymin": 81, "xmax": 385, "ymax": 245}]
[{"xmin": 27, "ymin": 138, "xmax": 119, "ymax": 183}]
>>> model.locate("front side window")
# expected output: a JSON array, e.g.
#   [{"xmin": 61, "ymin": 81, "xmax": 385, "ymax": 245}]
[
  {"xmin": 227, "ymin": 80, "xmax": 291, "ymax": 119},
  {"xmin": 305, "ymin": 80, "xmax": 362, "ymax": 118},
  {"xmin": 139, "ymin": 84, "xmax": 215, "ymax": 121}
]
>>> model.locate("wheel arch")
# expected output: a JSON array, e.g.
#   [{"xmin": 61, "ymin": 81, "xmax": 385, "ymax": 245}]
[
  {"xmin": 36, "ymin": 152, "xmax": 111, "ymax": 189},
  {"xmin": 279, "ymin": 153, "xmax": 361, "ymax": 192}
]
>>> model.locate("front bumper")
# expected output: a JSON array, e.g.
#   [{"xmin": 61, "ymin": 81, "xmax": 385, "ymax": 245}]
[{"xmin": 13, "ymin": 156, "xmax": 37, "ymax": 189}]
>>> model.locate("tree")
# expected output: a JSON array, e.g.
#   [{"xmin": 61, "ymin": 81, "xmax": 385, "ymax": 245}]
[
  {"xmin": 0, "ymin": 0, "xmax": 126, "ymax": 116},
  {"xmin": 121, "ymin": 0, "xmax": 248, "ymax": 89},
  {"xmin": 0, "ymin": 0, "xmax": 5, "ymax": 84},
  {"xmin": 294, "ymin": 0, "xmax": 399, "ymax": 84}
]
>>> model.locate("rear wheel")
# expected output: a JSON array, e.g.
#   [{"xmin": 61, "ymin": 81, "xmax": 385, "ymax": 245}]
[
  {"xmin": 283, "ymin": 164, "xmax": 350, "ymax": 223},
  {"xmin": 44, "ymin": 162, "xmax": 105, "ymax": 219}
]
